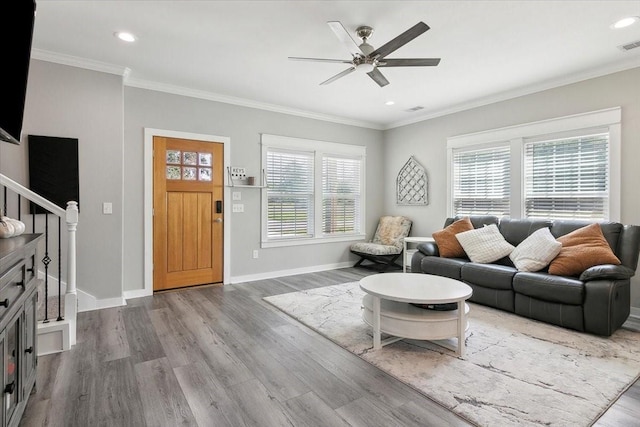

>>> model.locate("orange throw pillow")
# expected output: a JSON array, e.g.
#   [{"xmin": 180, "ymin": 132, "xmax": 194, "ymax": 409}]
[
  {"xmin": 432, "ymin": 217, "xmax": 474, "ymax": 258},
  {"xmin": 548, "ymin": 223, "xmax": 621, "ymax": 276}
]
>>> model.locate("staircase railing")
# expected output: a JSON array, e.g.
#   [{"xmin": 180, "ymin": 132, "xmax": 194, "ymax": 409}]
[{"xmin": 0, "ymin": 173, "xmax": 78, "ymax": 350}]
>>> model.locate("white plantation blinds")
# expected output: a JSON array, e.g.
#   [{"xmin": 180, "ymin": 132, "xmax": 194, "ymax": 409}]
[
  {"xmin": 453, "ymin": 146, "xmax": 510, "ymax": 216},
  {"xmin": 322, "ymin": 155, "xmax": 361, "ymax": 235},
  {"xmin": 266, "ymin": 149, "xmax": 314, "ymax": 238},
  {"xmin": 524, "ymin": 133, "xmax": 609, "ymax": 220},
  {"xmin": 262, "ymin": 134, "xmax": 366, "ymax": 246}
]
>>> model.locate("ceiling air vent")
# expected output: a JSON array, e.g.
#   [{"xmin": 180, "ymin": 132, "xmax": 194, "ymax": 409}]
[
  {"xmin": 405, "ymin": 106, "xmax": 424, "ymax": 112},
  {"xmin": 619, "ymin": 40, "xmax": 640, "ymax": 51}
]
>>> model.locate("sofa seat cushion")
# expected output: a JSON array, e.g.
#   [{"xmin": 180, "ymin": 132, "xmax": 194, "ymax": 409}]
[
  {"xmin": 461, "ymin": 263, "xmax": 517, "ymax": 290},
  {"xmin": 513, "ymin": 272, "xmax": 584, "ymax": 305},
  {"xmin": 421, "ymin": 257, "xmax": 467, "ymax": 280},
  {"xmin": 350, "ymin": 242, "xmax": 401, "ymax": 256}
]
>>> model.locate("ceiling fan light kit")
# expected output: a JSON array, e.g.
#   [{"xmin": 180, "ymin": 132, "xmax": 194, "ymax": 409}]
[{"xmin": 290, "ymin": 21, "xmax": 440, "ymax": 87}]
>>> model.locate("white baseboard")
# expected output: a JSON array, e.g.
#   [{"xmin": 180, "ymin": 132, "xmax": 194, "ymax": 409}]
[
  {"xmin": 123, "ymin": 288, "xmax": 153, "ymax": 300},
  {"xmin": 77, "ymin": 288, "xmax": 126, "ymax": 312},
  {"xmin": 230, "ymin": 261, "xmax": 353, "ymax": 284}
]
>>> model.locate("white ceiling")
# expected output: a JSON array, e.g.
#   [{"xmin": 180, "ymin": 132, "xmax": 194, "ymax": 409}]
[{"xmin": 31, "ymin": 1, "xmax": 640, "ymax": 129}]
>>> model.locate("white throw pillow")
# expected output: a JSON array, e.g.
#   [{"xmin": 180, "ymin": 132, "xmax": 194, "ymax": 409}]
[
  {"xmin": 509, "ymin": 227, "xmax": 562, "ymax": 272},
  {"xmin": 455, "ymin": 224, "xmax": 515, "ymax": 263}
]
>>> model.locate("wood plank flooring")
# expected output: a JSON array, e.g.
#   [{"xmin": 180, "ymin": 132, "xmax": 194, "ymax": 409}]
[{"xmin": 20, "ymin": 268, "xmax": 640, "ymax": 426}]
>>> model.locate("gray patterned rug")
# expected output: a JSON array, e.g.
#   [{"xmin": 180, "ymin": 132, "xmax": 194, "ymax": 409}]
[{"xmin": 263, "ymin": 281, "xmax": 640, "ymax": 427}]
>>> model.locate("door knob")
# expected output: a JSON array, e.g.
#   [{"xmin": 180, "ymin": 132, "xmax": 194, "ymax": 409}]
[{"xmin": 214, "ymin": 218, "xmax": 223, "ymax": 223}]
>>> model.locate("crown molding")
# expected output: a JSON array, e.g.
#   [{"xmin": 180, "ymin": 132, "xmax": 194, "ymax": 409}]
[
  {"xmin": 30, "ymin": 49, "xmax": 382, "ymax": 130},
  {"xmin": 383, "ymin": 59, "xmax": 640, "ymax": 130},
  {"xmin": 31, "ymin": 49, "xmax": 129, "ymax": 77},
  {"xmin": 124, "ymin": 77, "xmax": 383, "ymax": 130}
]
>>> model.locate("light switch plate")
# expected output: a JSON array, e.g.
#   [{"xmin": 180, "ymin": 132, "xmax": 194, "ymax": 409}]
[
  {"xmin": 102, "ymin": 202, "xmax": 113, "ymax": 214},
  {"xmin": 232, "ymin": 191, "xmax": 241, "ymax": 200},
  {"xmin": 232, "ymin": 203, "xmax": 244, "ymax": 213}
]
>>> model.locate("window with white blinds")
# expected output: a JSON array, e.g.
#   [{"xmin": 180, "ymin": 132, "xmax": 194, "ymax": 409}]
[
  {"xmin": 452, "ymin": 146, "xmax": 510, "ymax": 217},
  {"xmin": 261, "ymin": 134, "xmax": 366, "ymax": 247},
  {"xmin": 265, "ymin": 149, "xmax": 314, "ymax": 239},
  {"xmin": 447, "ymin": 108, "xmax": 620, "ymax": 221},
  {"xmin": 524, "ymin": 133, "xmax": 609, "ymax": 220},
  {"xmin": 322, "ymin": 155, "xmax": 361, "ymax": 235}
]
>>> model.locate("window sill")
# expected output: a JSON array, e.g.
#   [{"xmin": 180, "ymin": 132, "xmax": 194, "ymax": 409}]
[{"xmin": 261, "ymin": 234, "xmax": 366, "ymax": 249}]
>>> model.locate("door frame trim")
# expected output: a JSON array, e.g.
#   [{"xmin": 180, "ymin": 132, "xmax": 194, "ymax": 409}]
[{"xmin": 142, "ymin": 128, "xmax": 231, "ymax": 296}]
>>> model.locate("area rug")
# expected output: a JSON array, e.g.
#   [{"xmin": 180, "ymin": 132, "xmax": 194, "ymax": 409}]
[{"xmin": 263, "ymin": 281, "xmax": 640, "ymax": 427}]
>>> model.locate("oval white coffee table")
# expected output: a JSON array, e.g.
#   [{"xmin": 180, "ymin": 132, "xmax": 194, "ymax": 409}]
[{"xmin": 360, "ymin": 273, "xmax": 472, "ymax": 357}]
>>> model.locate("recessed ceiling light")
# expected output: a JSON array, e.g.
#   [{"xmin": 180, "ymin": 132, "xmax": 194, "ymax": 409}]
[
  {"xmin": 612, "ymin": 16, "xmax": 639, "ymax": 29},
  {"xmin": 385, "ymin": 101, "xmax": 395, "ymax": 106},
  {"xmin": 114, "ymin": 31, "xmax": 136, "ymax": 42}
]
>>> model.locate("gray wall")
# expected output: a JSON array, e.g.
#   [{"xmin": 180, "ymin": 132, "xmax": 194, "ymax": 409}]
[
  {"xmin": 123, "ymin": 87, "xmax": 385, "ymax": 292},
  {"xmin": 4, "ymin": 61, "xmax": 384, "ymax": 301},
  {"xmin": 0, "ymin": 60, "xmax": 124, "ymax": 301},
  {"xmin": 383, "ymin": 66, "xmax": 640, "ymax": 310},
  {"xmin": 3, "ymin": 57, "xmax": 638, "ymax": 313}
]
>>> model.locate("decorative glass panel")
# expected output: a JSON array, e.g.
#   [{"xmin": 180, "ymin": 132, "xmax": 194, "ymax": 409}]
[
  {"xmin": 166, "ymin": 150, "xmax": 181, "ymax": 164},
  {"xmin": 183, "ymin": 167, "xmax": 197, "ymax": 180},
  {"xmin": 199, "ymin": 167, "xmax": 212, "ymax": 181},
  {"xmin": 183, "ymin": 151, "xmax": 198, "ymax": 165},
  {"xmin": 199, "ymin": 152, "xmax": 212, "ymax": 166},
  {"xmin": 166, "ymin": 166, "xmax": 181, "ymax": 180}
]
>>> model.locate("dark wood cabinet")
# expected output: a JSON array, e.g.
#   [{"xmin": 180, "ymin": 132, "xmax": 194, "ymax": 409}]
[{"xmin": 0, "ymin": 234, "xmax": 41, "ymax": 427}]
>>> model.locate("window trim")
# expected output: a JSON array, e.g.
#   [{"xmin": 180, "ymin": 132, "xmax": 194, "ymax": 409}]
[
  {"xmin": 446, "ymin": 107, "xmax": 621, "ymax": 221},
  {"xmin": 261, "ymin": 134, "xmax": 366, "ymax": 248}
]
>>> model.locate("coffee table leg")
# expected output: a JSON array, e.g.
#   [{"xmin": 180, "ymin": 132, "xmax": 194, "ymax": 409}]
[
  {"xmin": 373, "ymin": 296, "xmax": 381, "ymax": 350},
  {"xmin": 457, "ymin": 300, "xmax": 465, "ymax": 357}
]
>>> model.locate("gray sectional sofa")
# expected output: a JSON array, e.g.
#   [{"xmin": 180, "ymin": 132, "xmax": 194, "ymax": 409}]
[{"xmin": 411, "ymin": 216, "xmax": 640, "ymax": 336}]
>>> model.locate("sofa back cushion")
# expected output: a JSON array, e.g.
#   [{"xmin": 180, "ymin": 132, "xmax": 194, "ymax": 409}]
[
  {"xmin": 444, "ymin": 216, "xmax": 499, "ymax": 229},
  {"xmin": 498, "ymin": 218, "xmax": 554, "ymax": 246}
]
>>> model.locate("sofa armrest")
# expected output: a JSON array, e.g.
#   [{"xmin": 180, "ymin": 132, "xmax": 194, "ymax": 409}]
[
  {"xmin": 583, "ymin": 279, "xmax": 630, "ymax": 336},
  {"xmin": 579, "ymin": 264, "xmax": 636, "ymax": 281},
  {"xmin": 411, "ymin": 250, "xmax": 427, "ymax": 272},
  {"xmin": 417, "ymin": 242, "xmax": 439, "ymax": 257}
]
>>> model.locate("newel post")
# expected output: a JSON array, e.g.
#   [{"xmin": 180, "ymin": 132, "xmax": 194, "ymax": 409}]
[
  {"xmin": 65, "ymin": 201, "xmax": 78, "ymax": 295},
  {"xmin": 65, "ymin": 201, "xmax": 78, "ymax": 347}
]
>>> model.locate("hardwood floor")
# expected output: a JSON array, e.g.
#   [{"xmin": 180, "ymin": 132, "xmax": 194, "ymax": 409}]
[{"xmin": 20, "ymin": 268, "xmax": 639, "ymax": 426}]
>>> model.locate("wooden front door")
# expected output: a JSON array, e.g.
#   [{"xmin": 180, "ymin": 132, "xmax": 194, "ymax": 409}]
[{"xmin": 153, "ymin": 136, "xmax": 224, "ymax": 291}]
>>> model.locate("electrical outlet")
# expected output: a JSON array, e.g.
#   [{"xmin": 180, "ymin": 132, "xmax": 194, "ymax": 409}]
[
  {"xmin": 232, "ymin": 203, "xmax": 244, "ymax": 213},
  {"xmin": 252, "ymin": 250, "xmax": 259, "ymax": 259}
]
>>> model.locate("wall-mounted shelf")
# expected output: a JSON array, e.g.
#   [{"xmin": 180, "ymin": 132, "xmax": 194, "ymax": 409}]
[{"xmin": 226, "ymin": 167, "xmax": 267, "ymax": 188}]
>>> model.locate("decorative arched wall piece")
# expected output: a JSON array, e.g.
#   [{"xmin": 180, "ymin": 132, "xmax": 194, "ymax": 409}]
[{"xmin": 396, "ymin": 156, "xmax": 428, "ymax": 205}]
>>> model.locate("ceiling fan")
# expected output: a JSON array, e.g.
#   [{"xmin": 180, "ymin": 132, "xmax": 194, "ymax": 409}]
[{"xmin": 289, "ymin": 21, "xmax": 440, "ymax": 87}]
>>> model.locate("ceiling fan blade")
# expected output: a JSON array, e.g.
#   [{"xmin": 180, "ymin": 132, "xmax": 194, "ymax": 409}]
[
  {"xmin": 378, "ymin": 58, "xmax": 441, "ymax": 67},
  {"xmin": 320, "ymin": 67, "xmax": 356, "ymax": 85},
  {"xmin": 369, "ymin": 22, "xmax": 430, "ymax": 59},
  {"xmin": 289, "ymin": 57, "xmax": 353, "ymax": 64},
  {"xmin": 327, "ymin": 21, "xmax": 363, "ymax": 58},
  {"xmin": 367, "ymin": 68, "xmax": 390, "ymax": 87}
]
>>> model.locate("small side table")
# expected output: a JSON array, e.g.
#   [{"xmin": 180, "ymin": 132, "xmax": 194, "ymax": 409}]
[{"xmin": 403, "ymin": 236, "xmax": 435, "ymax": 272}]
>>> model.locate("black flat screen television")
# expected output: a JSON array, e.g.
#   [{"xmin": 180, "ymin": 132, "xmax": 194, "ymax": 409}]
[{"xmin": 0, "ymin": 0, "xmax": 36, "ymax": 145}]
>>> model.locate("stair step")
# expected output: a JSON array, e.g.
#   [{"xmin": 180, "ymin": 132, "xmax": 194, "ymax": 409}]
[{"xmin": 36, "ymin": 279, "xmax": 65, "ymax": 321}]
